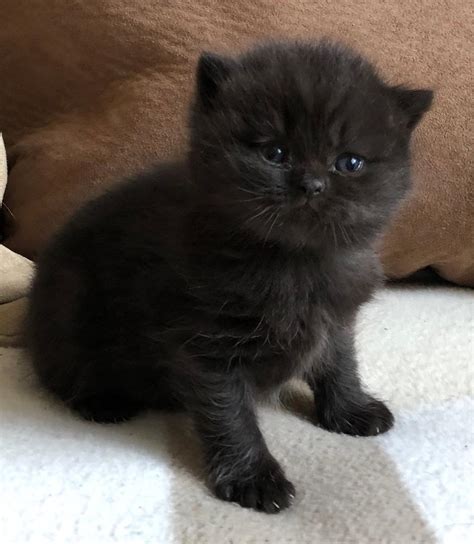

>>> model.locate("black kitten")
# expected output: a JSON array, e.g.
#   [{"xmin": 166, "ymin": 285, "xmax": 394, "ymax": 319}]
[{"xmin": 28, "ymin": 41, "xmax": 432, "ymax": 513}]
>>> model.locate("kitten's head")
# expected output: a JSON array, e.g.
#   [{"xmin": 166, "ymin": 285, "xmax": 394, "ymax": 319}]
[{"xmin": 189, "ymin": 41, "xmax": 433, "ymax": 250}]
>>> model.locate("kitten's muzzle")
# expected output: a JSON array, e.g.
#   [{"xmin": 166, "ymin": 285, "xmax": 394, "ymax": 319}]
[{"xmin": 298, "ymin": 175, "xmax": 325, "ymax": 196}]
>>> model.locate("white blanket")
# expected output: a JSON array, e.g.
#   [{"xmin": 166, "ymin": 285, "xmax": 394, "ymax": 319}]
[{"xmin": 1, "ymin": 286, "xmax": 473, "ymax": 543}]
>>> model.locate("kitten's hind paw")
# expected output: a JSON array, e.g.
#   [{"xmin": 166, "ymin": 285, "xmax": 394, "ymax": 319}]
[
  {"xmin": 213, "ymin": 459, "xmax": 295, "ymax": 514},
  {"xmin": 71, "ymin": 394, "xmax": 143, "ymax": 423}
]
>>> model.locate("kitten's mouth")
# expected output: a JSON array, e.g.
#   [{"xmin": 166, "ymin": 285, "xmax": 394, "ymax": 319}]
[{"xmin": 291, "ymin": 194, "xmax": 321, "ymax": 213}]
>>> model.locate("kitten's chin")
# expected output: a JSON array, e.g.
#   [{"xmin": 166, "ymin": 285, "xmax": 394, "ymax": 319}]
[
  {"xmin": 307, "ymin": 199, "xmax": 324, "ymax": 213},
  {"xmin": 249, "ymin": 209, "xmax": 323, "ymax": 251}
]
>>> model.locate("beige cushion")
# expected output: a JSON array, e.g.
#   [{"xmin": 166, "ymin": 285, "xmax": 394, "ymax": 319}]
[
  {"xmin": 0, "ymin": 133, "xmax": 6, "ymax": 203},
  {"xmin": 0, "ymin": 136, "xmax": 34, "ymax": 346}
]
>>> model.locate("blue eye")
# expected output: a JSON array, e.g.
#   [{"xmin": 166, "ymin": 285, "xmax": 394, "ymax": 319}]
[
  {"xmin": 262, "ymin": 145, "xmax": 288, "ymax": 165},
  {"xmin": 334, "ymin": 154, "xmax": 365, "ymax": 175}
]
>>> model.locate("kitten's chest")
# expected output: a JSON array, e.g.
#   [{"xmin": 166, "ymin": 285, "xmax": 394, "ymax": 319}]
[
  {"xmin": 244, "ymin": 258, "xmax": 332, "ymax": 385},
  {"xmin": 240, "ymin": 291, "xmax": 328, "ymax": 390},
  {"xmin": 190, "ymin": 244, "xmax": 371, "ymax": 385}
]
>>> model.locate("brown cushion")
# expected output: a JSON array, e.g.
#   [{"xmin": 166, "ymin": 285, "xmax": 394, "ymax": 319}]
[{"xmin": 1, "ymin": 1, "xmax": 472, "ymax": 285}]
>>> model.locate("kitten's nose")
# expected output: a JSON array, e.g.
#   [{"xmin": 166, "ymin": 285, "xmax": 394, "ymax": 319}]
[{"xmin": 298, "ymin": 176, "xmax": 325, "ymax": 197}]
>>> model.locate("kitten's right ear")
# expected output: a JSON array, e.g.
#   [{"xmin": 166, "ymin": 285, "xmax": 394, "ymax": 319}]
[{"xmin": 196, "ymin": 52, "xmax": 236, "ymax": 108}]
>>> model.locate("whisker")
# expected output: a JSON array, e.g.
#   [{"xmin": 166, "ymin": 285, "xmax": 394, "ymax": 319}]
[
  {"xmin": 240, "ymin": 204, "xmax": 272, "ymax": 230},
  {"xmin": 236, "ymin": 186, "xmax": 262, "ymax": 197},
  {"xmin": 235, "ymin": 195, "xmax": 267, "ymax": 203},
  {"xmin": 330, "ymin": 221, "xmax": 338, "ymax": 251},
  {"xmin": 264, "ymin": 209, "xmax": 281, "ymax": 245},
  {"xmin": 338, "ymin": 223, "xmax": 351, "ymax": 246},
  {"xmin": 2, "ymin": 203, "xmax": 15, "ymax": 220}
]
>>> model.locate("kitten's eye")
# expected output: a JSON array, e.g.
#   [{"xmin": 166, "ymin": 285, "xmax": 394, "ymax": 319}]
[
  {"xmin": 262, "ymin": 145, "xmax": 288, "ymax": 165},
  {"xmin": 334, "ymin": 154, "xmax": 365, "ymax": 175}
]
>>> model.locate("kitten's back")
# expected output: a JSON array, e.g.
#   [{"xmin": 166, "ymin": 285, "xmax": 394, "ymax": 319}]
[{"xmin": 27, "ymin": 161, "xmax": 192, "ymax": 402}]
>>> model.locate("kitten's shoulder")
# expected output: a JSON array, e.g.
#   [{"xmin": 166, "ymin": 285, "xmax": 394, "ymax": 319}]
[
  {"xmin": 72, "ymin": 161, "xmax": 191, "ymax": 226},
  {"xmin": 104, "ymin": 160, "xmax": 192, "ymax": 212}
]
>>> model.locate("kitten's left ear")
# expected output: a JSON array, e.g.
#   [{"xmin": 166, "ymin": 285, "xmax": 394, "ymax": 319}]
[
  {"xmin": 391, "ymin": 86, "xmax": 434, "ymax": 130},
  {"xmin": 196, "ymin": 52, "xmax": 236, "ymax": 108}
]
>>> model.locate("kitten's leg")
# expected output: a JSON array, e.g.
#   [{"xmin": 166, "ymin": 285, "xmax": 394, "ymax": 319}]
[
  {"xmin": 187, "ymin": 370, "xmax": 295, "ymax": 513},
  {"xmin": 307, "ymin": 327, "xmax": 394, "ymax": 436}
]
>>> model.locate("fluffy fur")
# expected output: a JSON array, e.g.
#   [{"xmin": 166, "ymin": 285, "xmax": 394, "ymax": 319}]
[{"xmin": 28, "ymin": 41, "xmax": 432, "ymax": 513}]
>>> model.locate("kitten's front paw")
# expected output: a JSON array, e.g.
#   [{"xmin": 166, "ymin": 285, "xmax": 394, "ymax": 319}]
[
  {"xmin": 318, "ymin": 396, "xmax": 394, "ymax": 436},
  {"xmin": 213, "ymin": 459, "xmax": 295, "ymax": 514}
]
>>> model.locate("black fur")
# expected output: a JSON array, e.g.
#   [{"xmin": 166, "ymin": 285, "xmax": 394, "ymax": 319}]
[{"xmin": 28, "ymin": 41, "xmax": 432, "ymax": 513}]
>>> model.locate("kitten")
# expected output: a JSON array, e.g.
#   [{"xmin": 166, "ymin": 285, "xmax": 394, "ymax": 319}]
[{"xmin": 28, "ymin": 40, "xmax": 432, "ymax": 513}]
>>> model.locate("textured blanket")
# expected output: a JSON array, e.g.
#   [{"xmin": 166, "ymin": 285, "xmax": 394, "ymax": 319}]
[{"xmin": 1, "ymin": 286, "xmax": 472, "ymax": 543}]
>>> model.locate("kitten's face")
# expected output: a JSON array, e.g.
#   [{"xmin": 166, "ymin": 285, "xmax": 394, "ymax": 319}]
[{"xmin": 190, "ymin": 42, "xmax": 432, "ymax": 249}]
